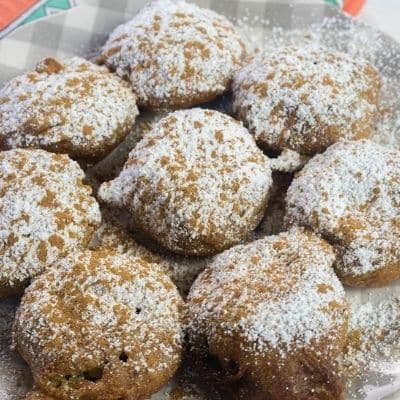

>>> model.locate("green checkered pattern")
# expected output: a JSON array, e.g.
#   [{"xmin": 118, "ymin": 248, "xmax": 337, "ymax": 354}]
[
  {"xmin": 17, "ymin": 0, "xmax": 342, "ymax": 27},
  {"xmin": 324, "ymin": 0, "xmax": 343, "ymax": 5},
  {"xmin": 22, "ymin": 0, "xmax": 76, "ymax": 25}
]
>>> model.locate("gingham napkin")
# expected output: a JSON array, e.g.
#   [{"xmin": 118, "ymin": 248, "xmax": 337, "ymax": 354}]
[
  {"xmin": 0, "ymin": 0, "xmax": 368, "ymax": 41},
  {"xmin": 0, "ymin": 0, "xmax": 78, "ymax": 38},
  {"xmin": 0, "ymin": 0, "xmax": 338, "ymax": 84}
]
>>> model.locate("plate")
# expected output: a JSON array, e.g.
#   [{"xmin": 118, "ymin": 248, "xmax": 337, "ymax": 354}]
[{"xmin": 0, "ymin": 1, "xmax": 400, "ymax": 399}]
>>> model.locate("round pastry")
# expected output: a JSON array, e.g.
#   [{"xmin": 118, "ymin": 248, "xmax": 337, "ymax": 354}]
[
  {"xmin": 100, "ymin": 0, "xmax": 247, "ymax": 110},
  {"xmin": 90, "ymin": 212, "xmax": 209, "ymax": 297},
  {"xmin": 285, "ymin": 140, "xmax": 400, "ymax": 287},
  {"xmin": 232, "ymin": 46, "xmax": 381, "ymax": 155},
  {"xmin": 0, "ymin": 149, "xmax": 100, "ymax": 298},
  {"xmin": 186, "ymin": 227, "xmax": 348, "ymax": 400},
  {"xmin": 98, "ymin": 108, "xmax": 272, "ymax": 256},
  {"xmin": 0, "ymin": 57, "xmax": 138, "ymax": 161},
  {"xmin": 13, "ymin": 250, "xmax": 184, "ymax": 400}
]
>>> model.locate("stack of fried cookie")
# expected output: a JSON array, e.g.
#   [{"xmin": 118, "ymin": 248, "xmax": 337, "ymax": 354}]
[{"xmin": 0, "ymin": 0, "xmax": 397, "ymax": 399}]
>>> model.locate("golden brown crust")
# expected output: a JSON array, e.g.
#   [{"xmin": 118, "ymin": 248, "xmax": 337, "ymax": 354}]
[
  {"xmin": 140, "ymin": 82, "xmax": 233, "ymax": 113},
  {"xmin": 335, "ymin": 257, "xmax": 400, "ymax": 287},
  {"xmin": 13, "ymin": 250, "xmax": 184, "ymax": 400}
]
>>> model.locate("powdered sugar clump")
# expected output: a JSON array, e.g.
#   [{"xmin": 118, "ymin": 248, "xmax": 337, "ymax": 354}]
[
  {"xmin": 99, "ymin": 108, "xmax": 272, "ymax": 256},
  {"xmin": 0, "ymin": 57, "xmax": 138, "ymax": 160},
  {"xmin": 286, "ymin": 140, "xmax": 400, "ymax": 285},
  {"xmin": 101, "ymin": 0, "xmax": 246, "ymax": 109},
  {"xmin": 0, "ymin": 149, "xmax": 101, "ymax": 293},
  {"xmin": 269, "ymin": 149, "xmax": 309, "ymax": 173}
]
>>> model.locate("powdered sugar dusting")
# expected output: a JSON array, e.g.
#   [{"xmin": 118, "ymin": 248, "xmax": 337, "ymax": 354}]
[
  {"xmin": 286, "ymin": 140, "xmax": 400, "ymax": 283},
  {"xmin": 343, "ymin": 296, "xmax": 400, "ymax": 375},
  {"xmin": 343, "ymin": 295, "xmax": 400, "ymax": 399},
  {"xmin": 101, "ymin": 0, "xmax": 246, "ymax": 109},
  {"xmin": 90, "ymin": 213, "xmax": 209, "ymax": 297},
  {"xmin": 187, "ymin": 227, "xmax": 347, "ymax": 357},
  {"xmin": 0, "ymin": 57, "xmax": 138, "ymax": 160},
  {"xmin": 232, "ymin": 45, "xmax": 380, "ymax": 155},
  {"xmin": 89, "ymin": 215, "xmax": 165, "ymax": 264},
  {"xmin": 99, "ymin": 108, "xmax": 272, "ymax": 256},
  {"xmin": 13, "ymin": 250, "xmax": 184, "ymax": 399},
  {"xmin": 0, "ymin": 149, "xmax": 101, "ymax": 291}
]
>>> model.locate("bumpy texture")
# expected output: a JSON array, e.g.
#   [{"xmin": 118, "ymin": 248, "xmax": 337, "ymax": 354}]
[
  {"xmin": 100, "ymin": 0, "xmax": 246, "ymax": 110},
  {"xmin": 0, "ymin": 149, "xmax": 101, "ymax": 297},
  {"xmin": 90, "ymin": 213, "xmax": 209, "ymax": 297},
  {"xmin": 0, "ymin": 57, "xmax": 138, "ymax": 160},
  {"xmin": 186, "ymin": 227, "xmax": 348, "ymax": 400},
  {"xmin": 232, "ymin": 46, "xmax": 381, "ymax": 155},
  {"xmin": 286, "ymin": 140, "xmax": 400, "ymax": 287},
  {"xmin": 13, "ymin": 250, "xmax": 184, "ymax": 400},
  {"xmin": 99, "ymin": 109, "xmax": 272, "ymax": 256}
]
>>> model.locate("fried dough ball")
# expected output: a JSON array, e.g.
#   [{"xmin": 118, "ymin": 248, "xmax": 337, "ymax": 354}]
[
  {"xmin": 100, "ymin": 0, "xmax": 246, "ymax": 110},
  {"xmin": 186, "ymin": 227, "xmax": 348, "ymax": 400},
  {"xmin": 286, "ymin": 140, "xmax": 400, "ymax": 287},
  {"xmin": 0, "ymin": 57, "xmax": 138, "ymax": 161},
  {"xmin": 98, "ymin": 109, "xmax": 272, "ymax": 256},
  {"xmin": 232, "ymin": 46, "xmax": 381, "ymax": 155},
  {"xmin": 13, "ymin": 250, "xmax": 184, "ymax": 400},
  {"xmin": 0, "ymin": 149, "xmax": 100, "ymax": 298}
]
